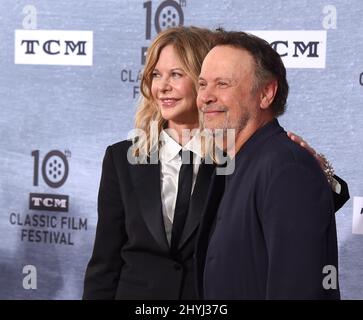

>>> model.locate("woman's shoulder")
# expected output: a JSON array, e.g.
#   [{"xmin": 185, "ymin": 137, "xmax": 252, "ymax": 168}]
[
  {"xmin": 109, "ymin": 139, "xmax": 133, "ymax": 151},
  {"xmin": 105, "ymin": 138, "xmax": 151, "ymax": 165},
  {"xmin": 104, "ymin": 139, "xmax": 133, "ymax": 161}
]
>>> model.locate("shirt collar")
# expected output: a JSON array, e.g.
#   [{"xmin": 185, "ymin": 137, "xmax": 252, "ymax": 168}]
[
  {"xmin": 159, "ymin": 130, "xmax": 181, "ymax": 162},
  {"xmin": 159, "ymin": 129, "xmax": 204, "ymax": 162}
]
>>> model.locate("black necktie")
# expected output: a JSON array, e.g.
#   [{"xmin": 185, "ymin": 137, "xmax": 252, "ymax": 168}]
[{"xmin": 170, "ymin": 150, "xmax": 194, "ymax": 256}]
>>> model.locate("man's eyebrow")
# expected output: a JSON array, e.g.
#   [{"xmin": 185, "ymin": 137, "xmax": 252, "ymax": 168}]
[
  {"xmin": 215, "ymin": 77, "xmax": 232, "ymax": 82},
  {"xmin": 198, "ymin": 76, "xmax": 233, "ymax": 82}
]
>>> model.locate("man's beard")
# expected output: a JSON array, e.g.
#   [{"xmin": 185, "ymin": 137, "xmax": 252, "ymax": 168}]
[
  {"xmin": 199, "ymin": 106, "xmax": 251, "ymax": 137},
  {"xmin": 199, "ymin": 105, "xmax": 228, "ymax": 134}
]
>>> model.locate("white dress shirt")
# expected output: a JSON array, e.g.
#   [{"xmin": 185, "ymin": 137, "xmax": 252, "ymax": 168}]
[
  {"xmin": 159, "ymin": 130, "xmax": 203, "ymax": 245},
  {"xmin": 331, "ymin": 178, "xmax": 341, "ymax": 194}
]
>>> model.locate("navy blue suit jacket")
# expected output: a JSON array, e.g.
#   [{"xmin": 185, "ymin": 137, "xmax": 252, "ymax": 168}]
[{"xmin": 196, "ymin": 119, "xmax": 341, "ymax": 300}]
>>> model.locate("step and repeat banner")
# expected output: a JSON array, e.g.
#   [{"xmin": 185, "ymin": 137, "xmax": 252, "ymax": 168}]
[{"xmin": 0, "ymin": 0, "xmax": 362, "ymax": 299}]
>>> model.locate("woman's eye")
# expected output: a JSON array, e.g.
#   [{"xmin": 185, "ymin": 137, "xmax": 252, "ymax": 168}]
[
  {"xmin": 152, "ymin": 72, "xmax": 159, "ymax": 78},
  {"xmin": 172, "ymin": 72, "xmax": 182, "ymax": 77}
]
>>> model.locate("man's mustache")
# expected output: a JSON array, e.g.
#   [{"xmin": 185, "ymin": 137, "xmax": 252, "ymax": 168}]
[{"xmin": 199, "ymin": 105, "xmax": 228, "ymax": 113}]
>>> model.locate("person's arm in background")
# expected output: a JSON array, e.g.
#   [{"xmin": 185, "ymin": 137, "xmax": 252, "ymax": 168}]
[
  {"xmin": 287, "ymin": 132, "xmax": 350, "ymax": 212},
  {"xmin": 262, "ymin": 162, "xmax": 340, "ymax": 299},
  {"xmin": 83, "ymin": 146, "xmax": 127, "ymax": 299}
]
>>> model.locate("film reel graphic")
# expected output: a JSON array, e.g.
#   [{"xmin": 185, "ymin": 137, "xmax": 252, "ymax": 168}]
[
  {"xmin": 154, "ymin": 0, "xmax": 184, "ymax": 33},
  {"xmin": 41, "ymin": 150, "xmax": 69, "ymax": 188}
]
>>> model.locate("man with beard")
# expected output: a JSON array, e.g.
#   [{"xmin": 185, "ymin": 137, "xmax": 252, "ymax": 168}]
[{"xmin": 195, "ymin": 30, "xmax": 342, "ymax": 299}]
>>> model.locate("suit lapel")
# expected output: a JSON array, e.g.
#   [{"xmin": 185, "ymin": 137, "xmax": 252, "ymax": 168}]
[
  {"xmin": 129, "ymin": 161, "xmax": 169, "ymax": 253},
  {"xmin": 195, "ymin": 170, "xmax": 226, "ymax": 298},
  {"xmin": 178, "ymin": 162, "xmax": 215, "ymax": 250}
]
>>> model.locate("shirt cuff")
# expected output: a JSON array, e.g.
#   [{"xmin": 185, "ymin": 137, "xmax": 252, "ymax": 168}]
[{"xmin": 331, "ymin": 177, "xmax": 341, "ymax": 194}]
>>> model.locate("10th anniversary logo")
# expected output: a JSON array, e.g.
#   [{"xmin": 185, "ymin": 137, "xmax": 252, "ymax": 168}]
[{"xmin": 9, "ymin": 149, "xmax": 88, "ymax": 245}]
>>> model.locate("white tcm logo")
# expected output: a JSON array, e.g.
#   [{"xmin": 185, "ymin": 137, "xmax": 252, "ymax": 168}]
[
  {"xmin": 249, "ymin": 30, "xmax": 327, "ymax": 69},
  {"xmin": 352, "ymin": 197, "xmax": 363, "ymax": 235},
  {"xmin": 15, "ymin": 29, "xmax": 93, "ymax": 66}
]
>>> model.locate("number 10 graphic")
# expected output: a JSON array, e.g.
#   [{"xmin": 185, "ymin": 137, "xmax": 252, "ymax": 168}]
[
  {"xmin": 144, "ymin": 0, "xmax": 184, "ymax": 39},
  {"xmin": 31, "ymin": 150, "xmax": 69, "ymax": 188}
]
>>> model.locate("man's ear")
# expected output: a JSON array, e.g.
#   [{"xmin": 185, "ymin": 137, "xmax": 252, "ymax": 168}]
[{"xmin": 260, "ymin": 79, "xmax": 278, "ymax": 109}]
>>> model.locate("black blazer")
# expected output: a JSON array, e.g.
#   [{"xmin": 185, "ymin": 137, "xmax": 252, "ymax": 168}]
[
  {"xmin": 83, "ymin": 140, "xmax": 214, "ymax": 299},
  {"xmin": 195, "ymin": 120, "xmax": 349, "ymax": 299},
  {"xmin": 84, "ymin": 137, "xmax": 349, "ymax": 300}
]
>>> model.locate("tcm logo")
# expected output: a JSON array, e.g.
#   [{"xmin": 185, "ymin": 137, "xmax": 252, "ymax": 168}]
[
  {"xmin": 249, "ymin": 30, "xmax": 327, "ymax": 68},
  {"xmin": 15, "ymin": 30, "xmax": 93, "ymax": 66},
  {"xmin": 29, "ymin": 150, "xmax": 70, "ymax": 212},
  {"xmin": 29, "ymin": 193, "xmax": 69, "ymax": 212}
]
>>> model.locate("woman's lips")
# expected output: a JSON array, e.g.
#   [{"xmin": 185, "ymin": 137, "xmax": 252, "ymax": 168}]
[{"xmin": 160, "ymin": 98, "xmax": 180, "ymax": 108}]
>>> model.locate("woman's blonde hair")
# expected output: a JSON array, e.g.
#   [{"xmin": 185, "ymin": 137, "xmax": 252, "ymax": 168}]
[{"xmin": 133, "ymin": 26, "xmax": 214, "ymax": 157}]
